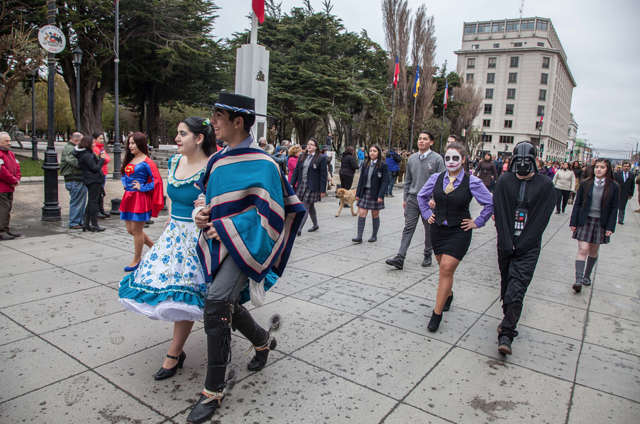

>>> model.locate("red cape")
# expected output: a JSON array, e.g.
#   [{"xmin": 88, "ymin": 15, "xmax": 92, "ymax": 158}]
[{"xmin": 144, "ymin": 157, "xmax": 164, "ymax": 217}]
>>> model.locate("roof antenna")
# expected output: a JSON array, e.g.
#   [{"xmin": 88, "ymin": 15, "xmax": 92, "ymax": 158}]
[{"xmin": 519, "ymin": 0, "xmax": 525, "ymax": 19}]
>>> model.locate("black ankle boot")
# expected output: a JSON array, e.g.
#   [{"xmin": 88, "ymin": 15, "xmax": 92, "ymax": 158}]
[
  {"xmin": 442, "ymin": 292, "xmax": 454, "ymax": 312},
  {"xmin": 247, "ymin": 336, "xmax": 277, "ymax": 372},
  {"xmin": 427, "ymin": 311, "xmax": 442, "ymax": 332},
  {"xmin": 154, "ymin": 351, "xmax": 186, "ymax": 381}
]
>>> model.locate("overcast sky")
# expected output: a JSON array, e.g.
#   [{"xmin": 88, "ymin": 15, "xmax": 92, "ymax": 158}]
[{"xmin": 212, "ymin": 0, "xmax": 640, "ymax": 156}]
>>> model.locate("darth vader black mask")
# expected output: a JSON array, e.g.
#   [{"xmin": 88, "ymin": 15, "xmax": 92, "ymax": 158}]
[{"xmin": 508, "ymin": 142, "xmax": 538, "ymax": 176}]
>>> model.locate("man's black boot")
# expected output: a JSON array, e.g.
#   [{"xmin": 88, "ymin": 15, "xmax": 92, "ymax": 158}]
[
  {"xmin": 498, "ymin": 335, "xmax": 512, "ymax": 355},
  {"xmin": 385, "ymin": 256, "xmax": 404, "ymax": 270}
]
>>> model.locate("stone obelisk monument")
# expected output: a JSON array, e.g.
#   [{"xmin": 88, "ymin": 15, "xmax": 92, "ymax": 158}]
[{"xmin": 235, "ymin": 8, "xmax": 269, "ymax": 141}]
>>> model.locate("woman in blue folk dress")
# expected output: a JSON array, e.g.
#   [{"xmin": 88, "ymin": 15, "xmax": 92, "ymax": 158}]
[{"xmin": 119, "ymin": 117, "xmax": 214, "ymax": 381}]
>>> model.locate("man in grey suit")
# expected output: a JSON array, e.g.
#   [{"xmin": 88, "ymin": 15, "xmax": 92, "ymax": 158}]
[
  {"xmin": 386, "ymin": 131, "xmax": 445, "ymax": 269},
  {"xmin": 614, "ymin": 161, "xmax": 635, "ymax": 224}
]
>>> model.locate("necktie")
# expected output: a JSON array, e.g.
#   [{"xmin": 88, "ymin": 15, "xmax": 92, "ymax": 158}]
[
  {"xmin": 624, "ymin": 173, "xmax": 627, "ymax": 182},
  {"xmin": 420, "ymin": 154, "xmax": 424, "ymax": 160},
  {"xmin": 444, "ymin": 178, "xmax": 455, "ymax": 194}
]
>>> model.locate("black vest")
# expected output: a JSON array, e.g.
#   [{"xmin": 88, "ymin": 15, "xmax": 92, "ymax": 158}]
[{"xmin": 433, "ymin": 172, "xmax": 473, "ymax": 226}]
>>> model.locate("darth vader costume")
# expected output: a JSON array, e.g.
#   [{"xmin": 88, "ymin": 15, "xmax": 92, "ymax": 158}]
[{"xmin": 492, "ymin": 142, "xmax": 556, "ymax": 354}]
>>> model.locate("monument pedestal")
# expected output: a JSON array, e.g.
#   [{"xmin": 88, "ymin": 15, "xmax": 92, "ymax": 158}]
[{"xmin": 235, "ymin": 42, "xmax": 269, "ymax": 141}]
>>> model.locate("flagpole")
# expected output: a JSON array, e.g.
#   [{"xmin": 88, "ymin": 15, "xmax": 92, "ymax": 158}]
[
  {"xmin": 112, "ymin": 0, "xmax": 121, "ymax": 179},
  {"xmin": 410, "ymin": 91, "xmax": 417, "ymax": 152},
  {"xmin": 387, "ymin": 86, "xmax": 395, "ymax": 152},
  {"xmin": 439, "ymin": 78, "xmax": 447, "ymax": 154}
]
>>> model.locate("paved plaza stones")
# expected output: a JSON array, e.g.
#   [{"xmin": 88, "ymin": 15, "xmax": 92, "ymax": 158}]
[{"xmin": 0, "ymin": 179, "xmax": 639, "ymax": 423}]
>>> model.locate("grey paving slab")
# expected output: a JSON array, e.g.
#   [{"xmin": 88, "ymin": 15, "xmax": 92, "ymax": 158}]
[
  {"xmin": 96, "ymin": 330, "xmax": 284, "ymax": 418},
  {"xmin": 0, "ymin": 252, "xmax": 56, "ymax": 277},
  {"xmin": 248, "ymin": 297, "xmax": 356, "ymax": 354},
  {"xmin": 37, "ymin": 243, "xmax": 130, "ymax": 267},
  {"xmin": 584, "ymin": 312, "xmax": 640, "ymax": 357},
  {"xmin": 269, "ymin": 268, "xmax": 334, "ymax": 296},
  {"xmin": 363, "ymin": 293, "xmax": 481, "ymax": 345},
  {"xmin": 589, "ymin": 290, "xmax": 640, "ymax": 323},
  {"xmin": 0, "ymin": 233, "xmax": 83, "ymax": 251},
  {"xmin": 576, "ymin": 342, "xmax": 640, "ymax": 402},
  {"xmin": 382, "ymin": 404, "xmax": 450, "ymax": 424},
  {"xmin": 341, "ymin": 262, "xmax": 430, "ymax": 292},
  {"xmin": 41, "ymin": 311, "xmax": 175, "ymax": 368},
  {"xmin": 0, "ymin": 336, "xmax": 87, "ymax": 402},
  {"xmin": 526, "ymin": 276, "xmax": 591, "ymax": 310},
  {"xmin": 287, "ymin": 246, "xmax": 323, "ymax": 263},
  {"xmin": 485, "ymin": 295, "xmax": 586, "ymax": 340},
  {"xmin": 592, "ymin": 260, "xmax": 639, "ymax": 280},
  {"xmin": 568, "ymin": 385, "xmax": 640, "ymax": 424},
  {"xmin": 62, "ymin": 253, "xmax": 138, "ymax": 287},
  {"xmin": 405, "ymin": 347, "xmax": 573, "ymax": 424},
  {"xmin": 292, "ymin": 278, "xmax": 397, "ymax": 315},
  {"xmin": 2, "ymin": 285, "xmax": 121, "ymax": 334},
  {"xmin": 447, "ymin": 260, "xmax": 502, "ymax": 289},
  {"xmin": 593, "ymin": 274, "xmax": 640, "ymax": 298},
  {"xmin": 0, "ymin": 268, "xmax": 99, "ymax": 308},
  {"xmin": 404, "ymin": 276, "xmax": 500, "ymax": 314},
  {"xmin": 329, "ymin": 243, "xmax": 400, "ymax": 263},
  {"xmin": 289, "ymin": 252, "xmax": 370, "ymax": 277},
  {"xmin": 174, "ymin": 356, "xmax": 398, "ymax": 424},
  {"xmin": 292, "ymin": 232, "xmax": 359, "ymax": 252},
  {"xmin": 0, "ymin": 314, "xmax": 33, "ymax": 346},
  {"xmin": 0, "ymin": 371, "xmax": 165, "ymax": 423},
  {"xmin": 295, "ymin": 317, "xmax": 450, "ymax": 400},
  {"xmin": 460, "ymin": 246, "xmax": 499, "ymax": 266},
  {"xmin": 458, "ymin": 316, "xmax": 580, "ymax": 381}
]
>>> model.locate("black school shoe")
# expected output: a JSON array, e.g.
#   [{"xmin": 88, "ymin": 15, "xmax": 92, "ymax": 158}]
[
  {"xmin": 572, "ymin": 280, "xmax": 582, "ymax": 293},
  {"xmin": 498, "ymin": 336, "xmax": 512, "ymax": 355},
  {"xmin": 422, "ymin": 255, "xmax": 432, "ymax": 267}
]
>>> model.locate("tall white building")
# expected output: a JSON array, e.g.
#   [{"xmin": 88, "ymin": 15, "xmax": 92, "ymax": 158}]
[
  {"xmin": 567, "ymin": 113, "xmax": 578, "ymax": 161},
  {"xmin": 455, "ymin": 17, "xmax": 576, "ymax": 161}
]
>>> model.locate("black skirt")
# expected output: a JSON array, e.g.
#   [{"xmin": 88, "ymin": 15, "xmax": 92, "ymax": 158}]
[{"xmin": 430, "ymin": 223, "xmax": 472, "ymax": 261}]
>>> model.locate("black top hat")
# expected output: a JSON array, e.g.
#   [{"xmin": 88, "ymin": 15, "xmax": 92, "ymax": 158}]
[{"xmin": 214, "ymin": 92, "xmax": 269, "ymax": 117}]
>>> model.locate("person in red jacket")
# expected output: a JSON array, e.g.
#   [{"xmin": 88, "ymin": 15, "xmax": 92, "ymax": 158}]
[
  {"xmin": 92, "ymin": 132, "xmax": 111, "ymax": 218},
  {"xmin": 0, "ymin": 132, "xmax": 22, "ymax": 240}
]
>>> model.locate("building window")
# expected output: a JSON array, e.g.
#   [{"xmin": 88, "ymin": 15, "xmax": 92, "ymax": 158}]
[
  {"xmin": 464, "ymin": 24, "xmax": 477, "ymax": 34},
  {"xmin": 471, "ymin": 44, "xmax": 480, "ymax": 50},
  {"xmin": 510, "ymin": 57, "xmax": 519, "ymax": 68},
  {"xmin": 506, "ymin": 21, "xmax": 519, "ymax": 31},
  {"xmin": 538, "ymin": 42, "xmax": 545, "ymax": 47},
  {"xmin": 500, "ymin": 136, "xmax": 515, "ymax": 144},
  {"xmin": 504, "ymin": 120, "xmax": 513, "ymax": 128},
  {"xmin": 466, "ymin": 73, "xmax": 474, "ymax": 83},
  {"xmin": 485, "ymin": 88, "xmax": 494, "ymax": 99},
  {"xmin": 521, "ymin": 19, "xmax": 535, "ymax": 30},
  {"xmin": 513, "ymin": 42, "xmax": 523, "ymax": 47},
  {"xmin": 486, "ymin": 73, "xmax": 495, "ymax": 84},
  {"xmin": 484, "ymin": 104, "xmax": 492, "ymax": 114},
  {"xmin": 537, "ymin": 105, "xmax": 545, "ymax": 116},
  {"xmin": 539, "ymin": 89, "xmax": 547, "ymax": 101},
  {"xmin": 492, "ymin": 22, "xmax": 504, "ymax": 33},
  {"xmin": 508, "ymin": 72, "xmax": 518, "ymax": 83},
  {"xmin": 483, "ymin": 119, "xmax": 491, "ymax": 127},
  {"xmin": 505, "ymin": 104, "xmax": 514, "ymax": 115},
  {"xmin": 467, "ymin": 58, "xmax": 475, "ymax": 69},
  {"xmin": 536, "ymin": 20, "xmax": 548, "ymax": 31},
  {"xmin": 493, "ymin": 43, "xmax": 500, "ymax": 48},
  {"xmin": 488, "ymin": 57, "xmax": 497, "ymax": 68},
  {"xmin": 507, "ymin": 89, "xmax": 516, "ymax": 99},
  {"xmin": 541, "ymin": 73, "xmax": 548, "ymax": 84},
  {"xmin": 478, "ymin": 23, "xmax": 491, "ymax": 33},
  {"xmin": 542, "ymin": 57, "xmax": 550, "ymax": 68}
]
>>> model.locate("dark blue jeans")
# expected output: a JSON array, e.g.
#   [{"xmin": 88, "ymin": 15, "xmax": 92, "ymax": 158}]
[{"xmin": 387, "ymin": 171, "xmax": 397, "ymax": 195}]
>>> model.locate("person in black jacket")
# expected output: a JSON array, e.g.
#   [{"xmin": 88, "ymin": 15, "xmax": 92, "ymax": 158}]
[
  {"xmin": 570, "ymin": 158, "xmax": 619, "ymax": 292},
  {"xmin": 290, "ymin": 138, "xmax": 327, "ymax": 235},
  {"xmin": 613, "ymin": 161, "xmax": 635, "ymax": 225},
  {"xmin": 353, "ymin": 145, "xmax": 388, "ymax": 243},
  {"xmin": 72, "ymin": 135, "xmax": 106, "ymax": 232},
  {"xmin": 338, "ymin": 146, "xmax": 359, "ymax": 190}
]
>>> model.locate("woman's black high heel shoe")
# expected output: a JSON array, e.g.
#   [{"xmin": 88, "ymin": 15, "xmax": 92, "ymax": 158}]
[
  {"xmin": 427, "ymin": 311, "xmax": 443, "ymax": 332},
  {"xmin": 442, "ymin": 292, "xmax": 454, "ymax": 312},
  {"xmin": 154, "ymin": 351, "xmax": 186, "ymax": 381}
]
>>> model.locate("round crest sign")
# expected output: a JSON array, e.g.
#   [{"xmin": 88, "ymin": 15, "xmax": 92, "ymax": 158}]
[{"xmin": 38, "ymin": 25, "xmax": 66, "ymax": 54}]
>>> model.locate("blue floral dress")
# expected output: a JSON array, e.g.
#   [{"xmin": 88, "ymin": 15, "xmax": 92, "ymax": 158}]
[{"xmin": 118, "ymin": 155, "xmax": 208, "ymax": 321}]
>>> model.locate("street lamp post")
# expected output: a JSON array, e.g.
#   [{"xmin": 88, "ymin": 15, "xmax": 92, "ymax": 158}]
[
  {"xmin": 72, "ymin": 47, "xmax": 83, "ymax": 132},
  {"xmin": 112, "ymin": 0, "xmax": 121, "ymax": 179},
  {"xmin": 30, "ymin": 69, "xmax": 38, "ymax": 161},
  {"xmin": 41, "ymin": 0, "xmax": 61, "ymax": 221}
]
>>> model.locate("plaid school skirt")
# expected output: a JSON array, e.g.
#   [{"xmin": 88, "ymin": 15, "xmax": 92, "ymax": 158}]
[
  {"xmin": 357, "ymin": 188, "xmax": 385, "ymax": 210},
  {"xmin": 296, "ymin": 179, "xmax": 322, "ymax": 204},
  {"xmin": 572, "ymin": 216, "xmax": 609, "ymax": 244}
]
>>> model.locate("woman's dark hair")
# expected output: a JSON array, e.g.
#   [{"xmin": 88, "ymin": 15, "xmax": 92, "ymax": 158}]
[
  {"xmin": 92, "ymin": 132, "xmax": 103, "ymax": 140},
  {"xmin": 299, "ymin": 138, "xmax": 321, "ymax": 166},
  {"xmin": 121, "ymin": 132, "xmax": 149, "ymax": 174},
  {"xmin": 484, "ymin": 152, "xmax": 492, "ymax": 160},
  {"xmin": 504, "ymin": 157, "xmax": 510, "ymax": 163},
  {"xmin": 561, "ymin": 162, "xmax": 570, "ymax": 169},
  {"xmin": 572, "ymin": 160, "xmax": 580, "ymax": 169},
  {"xmin": 364, "ymin": 144, "xmax": 383, "ymax": 169},
  {"xmin": 444, "ymin": 142, "xmax": 470, "ymax": 175},
  {"xmin": 180, "ymin": 116, "xmax": 216, "ymax": 156},
  {"xmin": 344, "ymin": 146, "xmax": 354, "ymax": 155},
  {"xmin": 78, "ymin": 135, "xmax": 94, "ymax": 150},
  {"xmin": 580, "ymin": 158, "xmax": 615, "ymax": 210}
]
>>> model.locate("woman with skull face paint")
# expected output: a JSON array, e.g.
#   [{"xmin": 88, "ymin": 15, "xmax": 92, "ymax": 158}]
[{"xmin": 417, "ymin": 143, "xmax": 494, "ymax": 332}]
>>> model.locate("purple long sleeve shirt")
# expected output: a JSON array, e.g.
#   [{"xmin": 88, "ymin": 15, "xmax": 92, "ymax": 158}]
[{"xmin": 417, "ymin": 171, "xmax": 494, "ymax": 228}]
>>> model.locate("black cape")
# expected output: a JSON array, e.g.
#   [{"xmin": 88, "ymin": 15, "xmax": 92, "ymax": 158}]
[{"xmin": 493, "ymin": 172, "xmax": 556, "ymax": 254}]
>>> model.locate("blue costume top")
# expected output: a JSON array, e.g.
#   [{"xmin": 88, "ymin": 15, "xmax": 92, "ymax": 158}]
[
  {"xmin": 167, "ymin": 155, "xmax": 205, "ymax": 222},
  {"xmin": 119, "ymin": 159, "xmax": 164, "ymax": 221}
]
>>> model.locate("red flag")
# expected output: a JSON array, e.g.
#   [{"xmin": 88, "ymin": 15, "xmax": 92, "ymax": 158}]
[
  {"xmin": 253, "ymin": 0, "xmax": 265, "ymax": 23},
  {"xmin": 393, "ymin": 54, "xmax": 399, "ymax": 87}
]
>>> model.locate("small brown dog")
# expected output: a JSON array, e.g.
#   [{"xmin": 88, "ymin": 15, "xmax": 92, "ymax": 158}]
[{"xmin": 335, "ymin": 188, "xmax": 357, "ymax": 217}]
